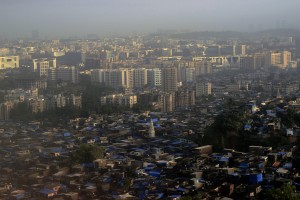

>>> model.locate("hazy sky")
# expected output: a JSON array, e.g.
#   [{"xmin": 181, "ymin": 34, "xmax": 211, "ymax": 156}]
[{"xmin": 1, "ymin": 0, "xmax": 300, "ymax": 39}]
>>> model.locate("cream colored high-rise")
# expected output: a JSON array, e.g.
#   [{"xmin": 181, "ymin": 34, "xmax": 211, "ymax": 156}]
[
  {"xmin": 32, "ymin": 58, "xmax": 56, "ymax": 76},
  {"xmin": 160, "ymin": 92, "xmax": 174, "ymax": 113},
  {"xmin": 196, "ymin": 82, "xmax": 212, "ymax": 97},
  {"xmin": 266, "ymin": 51, "xmax": 291, "ymax": 69},
  {"xmin": 91, "ymin": 69, "xmax": 133, "ymax": 89}
]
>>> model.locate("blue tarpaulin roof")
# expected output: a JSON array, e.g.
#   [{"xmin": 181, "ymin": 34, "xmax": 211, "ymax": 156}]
[
  {"xmin": 86, "ymin": 126, "xmax": 93, "ymax": 131},
  {"xmin": 63, "ymin": 132, "xmax": 72, "ymax": 137},
  {"xmin": 131, "ymin": 147, "xmax": 145, "ymax": 151},
  {"xmin": 169, "ymin": 195, "xmax": 181, "ymax": 198},
  {"xmin": 240, "ymin": 163, "xmax": 250, "ymax": 168},
  {"xmin": 171, "ymin": 141, "xmax": 183, "ymax": 145},
  {"xmin": 148, "ymin": 171, "xmax": 161, "ymax": 177},
  {"xmin": 219, "ymin": 157, "xmax": 229, "ymax": 162},
  {"xmin": 177, "ymin": 187, "xmax": 187, "ymax": 192},
  {"xmin": 39, "ymin": 188, "xmax": 55, "ymax": 195}
]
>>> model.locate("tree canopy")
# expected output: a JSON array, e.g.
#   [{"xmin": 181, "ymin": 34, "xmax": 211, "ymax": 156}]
[
  {"xmin": 70, "ymin": 144, "xmax": 105, "ymax": 164},
  {"xmin": 265, "ymin": 184, "xmax": 300, "ymax": 200},
  {"xmin": 10, "ymin": 102, "xmax": 34, "ymax": 122}
]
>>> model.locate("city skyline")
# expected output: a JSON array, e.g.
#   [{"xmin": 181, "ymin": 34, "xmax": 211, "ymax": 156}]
[
  {"xmin": 1, "ymin": 5, "xmax": 300, "ymax": 198},
  {"xmin": 1, "ymin": 0, "xmax": 300, "ymax": 40}
]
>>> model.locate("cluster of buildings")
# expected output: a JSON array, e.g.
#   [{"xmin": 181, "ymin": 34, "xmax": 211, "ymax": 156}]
[
  {"xmin": 0, "ymin": 33, "xmax": 300, "ymax": 121},
  {"xmin": 0, "ymin": 56, "xmax": 79, "ymax": 84},
  {"xmin": 33, "ymin": 58, "xmax": 79, "ymax": 83},
  {"xmin": 0, "ymin": 32, "xmax": 300, "ymax": 198},
  {"xmin": 90, "ymin": 61, "xmax": 211, "ymax": 89},
  {"xmin": 0, "ymin": 94, "xmax": 300, "ymax": 199},
  {"xmin": 0, "ymin": 88, "xmax": 82, "ymax": 120},
  {"xmin": 100, "ymin": 94, "xmax": 137, "ymax": 108}
]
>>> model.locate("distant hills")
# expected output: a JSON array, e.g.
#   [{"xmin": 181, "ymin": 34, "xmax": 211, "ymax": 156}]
[{"xmin": 168, "ymin": 29, "xmax": 300, "ymax": 40}]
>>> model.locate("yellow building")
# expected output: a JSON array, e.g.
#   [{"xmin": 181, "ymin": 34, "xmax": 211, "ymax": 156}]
[
  {"xmin": 266, "ymin": 51, "xmax": 291, "ymax": 69},
  {"xmin": 0, "ymin": 56, "xmax": 19, "ymax": 69}
]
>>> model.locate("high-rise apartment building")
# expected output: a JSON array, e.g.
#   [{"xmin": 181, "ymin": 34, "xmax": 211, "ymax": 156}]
[
  {"xmin": 0, "ymin": 56, "xmax": 19, "ymax": 69},
  {"xmin": 29, "ymin": 98, "xmax": 45, "ymax": 113},
  {"xmin": 194, "ymin": 61, "xmax": 212, "ymax": 76},
  {"xmin": 16, "ymin": 76, "xmax": 47, "ymax": 89},
  {"xmin": 70, "ymin": 94, "xmax": 82, "ymax": 108},
  {"xmin": 45, "ymin": 94, "xmax": 66, "ymax": 109},
  {"xmin": 57, "ymin": 67, "xmax": 79, "ymax": 84},
  {"xmin": 147, "ymin": 68, "xmax": 161, "ymax": 87},
  {"xmin": 176, "ymin": 62, "xmax": 188, "ymax": 82},
  {"xmin": 235, "ymin": 45, "xmax": 246, "ymax": 56},
  {"xmin": 160, "ymin": 92, "xmax": 174, "ymax": 113},
  {"xmin": 48, "ymin": 66, "xmax": 79, "ymax": 83},
  {"xmin": 175, "ymin": 90, "xmax": 195, "ymax": 109},
  {"xmin": 33, "ymin": 58, "xmax": 56, "ymax": 76},
  {"xmin": 266, "ymin": 51, "xmax": 291, "ymax": 69},
  {"xmin": 162, "ymin": 67, "xmax": 178, "ymax": 92},
  {"xmin": 91, "ymin": 69, "xmax": 108, "ymax": 84},
  {"xmin": 281, "ymin": 51, "xmax": 292, "ymax": 67},
  {"xmin": 240, "ymin": 56, "xmax": 255, "ymax": 71},
  {"xmin": 0, "ymin": 101, "xmax": 14, "ymax": 120},
  {"xmin": 196, "ymin": 82, "xmax": 212, "ymax": 97},
  {"xmin": 120, "ymin": 69, "xmax": 133, "ymax": 89},
  {"xmin": 253, "ymin": 53, "xmax": 266, "ymax": 69},
  {"xmin": 181, "ymin": 67, "xmax": 196, "ymax": 83},
  {"xmin": 101, "ymin": 94, "xmax": 137, "ymax": 108},
  {"xmin": 91, "ymin": 69, "xmax": 133, "ymax": 88},
  {"xmin": 133, "ymin": 68, "xmax": 147, "ymax": 88}
]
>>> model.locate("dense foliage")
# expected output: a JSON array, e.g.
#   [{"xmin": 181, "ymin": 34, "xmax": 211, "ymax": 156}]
[
  {"xmin": 10, "ymin": 102, "xmax": 34, "ymax": 122},
  {"xmin": 201, "ymin": 100, "xmax": 290, "ymax": 152},
  {"xmin": 265, "ymin": 184, "xmax": 300, "ymax": 200},
  {"xmin": 70, "ymin": 144, "xmax": 105, "ymax": 164},
  {"xmin": 202, "ymin": 109, "xmax": 247, "ymax": 151}
]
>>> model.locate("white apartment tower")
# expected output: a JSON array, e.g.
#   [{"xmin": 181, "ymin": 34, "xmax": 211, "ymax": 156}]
[
  {"xmin": 133, "ymin": 68, "xmax": 147, "ymax": 88},
  {"xmin": 147, "ymin": 68, "xmax": 161, "ymax": 87},
  {"xmin": 33, "ymin": 58, "xmax": 57, "ymax": 76}
]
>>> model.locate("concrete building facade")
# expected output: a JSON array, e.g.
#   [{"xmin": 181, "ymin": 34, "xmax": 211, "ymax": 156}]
[
  {"xmin": 0, "ymin": 56, "xmax": 19, "ymax": 69},
  {"xmin": 162, "ymin": 67, "xmax": 178, "ymax": 92}
]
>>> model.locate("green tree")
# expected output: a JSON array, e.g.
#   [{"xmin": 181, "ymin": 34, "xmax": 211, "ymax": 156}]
[
  {"xmin": 10, "ymin": 102, "xmax": 34, "ymax": 122},
  {"xmin": 278, "ymin": 108, "xmax": 296, "ymax": 127},
  {"xmin": 70, "ymin": 144, "xmax": 105, "ymax": 164},
  {"xmin": 35, "ymin": 106, "xmax": 83, "ymax": 126},
  {"xmin": 81, "ymin": 84, "xmax": 115, "ymax": 113},
  {"xmin": 265, "ymin": 184, "xmax": 300, "ymax": 200},
  {"xmin": 132, "ymin": 103, "xmax": 153, "ymax": 113},
  {"xmin": 202, "ymin": 109, "xmax": 247, "ymax": 151}
]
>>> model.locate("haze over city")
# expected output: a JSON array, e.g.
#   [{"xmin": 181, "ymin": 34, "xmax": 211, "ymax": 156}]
[
  {"xmin": 2, "ymin": 0, "xmax": 300, "ymax": 199},
  {"xmin": 1, "ymin": 0, "xmax": 300, "ymax": 39}
]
